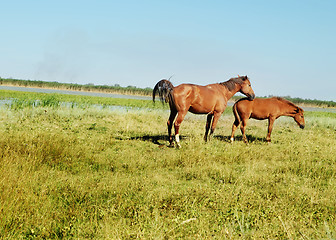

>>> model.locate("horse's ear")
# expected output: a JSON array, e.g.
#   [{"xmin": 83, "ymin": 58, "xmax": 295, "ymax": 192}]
[{"xmin": 295, "ymin": 107, "xmax": 302, "ymax": 113}]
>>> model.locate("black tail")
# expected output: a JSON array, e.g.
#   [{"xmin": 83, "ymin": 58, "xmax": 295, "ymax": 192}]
[{"xmin": 153, "ymin": 79, "xmax": 174, "ymax": 105}]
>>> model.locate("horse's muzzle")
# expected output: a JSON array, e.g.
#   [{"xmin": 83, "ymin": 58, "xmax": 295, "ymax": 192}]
[
  {"xmin": 300, "ymin": 125, "xmax": 305, "ymax": 129},
  {"xmin": 248, "ymin": 93, "xmax": 255, "ymax": 101}
]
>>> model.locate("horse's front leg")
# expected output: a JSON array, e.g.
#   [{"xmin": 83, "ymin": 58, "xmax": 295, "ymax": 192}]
[
  {"xmin": 266, "ymin": 118, "xmax": 275, "ymax": 143},
  {"xmin": 208, "ymin": 112, "xmax": 222, "ymax": 140},
  {"xmin": 167, "ymin": 110, "xmax": 177, "ymax": 147},
  {"xmin": 204, "ymin": 114, "xmax": 213, "ymax": 142}
]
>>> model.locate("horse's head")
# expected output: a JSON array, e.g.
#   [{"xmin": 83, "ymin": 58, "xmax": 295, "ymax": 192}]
[
  {"xmin": 293, "ymin": 107, "xmax": 305, "ymax": 129},
  {"xmin": 239, "ymin": 76, "xmax": 255, "ymax": 100}
]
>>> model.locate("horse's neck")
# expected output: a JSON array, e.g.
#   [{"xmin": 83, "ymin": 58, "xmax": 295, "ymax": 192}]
[
  {"xmin": 283, "ymin": 103, "xmax": 296, "ymax": 117},
  {"xmin": 226, "ymin": 84, "xmax": 241, "ymax": 99}
]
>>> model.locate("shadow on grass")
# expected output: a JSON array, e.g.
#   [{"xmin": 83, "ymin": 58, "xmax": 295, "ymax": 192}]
[
  {"xmin": 116, "ymin": 134, "xmax": 266, "ymax": 146},
  {"xmin": 115, "ymin": 134, "xmax": 187, "ymax": 147},
  {"xmin": 214, "ymin": 135, "xmax": 266, "ymax": 143}
]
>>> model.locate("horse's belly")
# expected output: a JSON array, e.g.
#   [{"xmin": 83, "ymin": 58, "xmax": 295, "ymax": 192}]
[
  {"xmin": 250, "ymin": 113, "xmax": 268, "ymax": 120},
  {"xmin": 188, "ymin": 106, "xmax": 211, "ymax": 114}
]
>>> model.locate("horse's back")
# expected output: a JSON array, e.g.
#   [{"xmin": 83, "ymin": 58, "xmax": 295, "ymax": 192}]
[
  {"xmin": 236, "ymin": 97, "xmax": 286, "ymax": 120},
  {"xmin": 234, "ymin": 98, "xmax": 254, "ymax": 118},
  {"xmin": 173, "ymin": 83, "xmax": 218, "ymax": 94},
  {"xmin": 173, "ymin": 83, "xmax": 225, "ymax": 114},
  {"xmin": 253, "ymin": 98, "xmax": 281, "ymax": 119}
]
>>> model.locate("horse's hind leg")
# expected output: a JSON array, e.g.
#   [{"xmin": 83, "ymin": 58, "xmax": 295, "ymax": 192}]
[
  {"xmin": 230, "ymin": 118, "xmax": 240, "ymax": 142},
  {"xmin": 204, "ymin": 114, "xmax": 213, "ymax": 142},
  {"xmin": 174, "ymin": 111, "xmax": 187, "ymax": 148},
  {"xmin": 167, "ymin": 110, "xmax": 177, "ymax": 147},
  {"xmin": 240, "ymin": 119, "xmax": 248, "ymax": 143}
]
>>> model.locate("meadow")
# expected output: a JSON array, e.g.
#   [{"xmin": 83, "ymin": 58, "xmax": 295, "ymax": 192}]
[{"xmin": 0, "ymin": 90, "xmax": 335, "ymax": 239}]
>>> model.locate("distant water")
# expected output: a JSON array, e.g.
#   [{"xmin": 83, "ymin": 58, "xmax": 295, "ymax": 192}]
[
  {"xmin": 1, "ymin": 85, "xmax": 335, "ymax": 113},
  {"xmin": 301, "ymin": 106, "xmax": 336, "ymax": 113}
]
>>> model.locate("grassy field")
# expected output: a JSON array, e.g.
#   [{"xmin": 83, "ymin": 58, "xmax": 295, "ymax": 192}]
[{"xmin": 0, "ymin": 90, "xmax": 335, "ymax": 239}]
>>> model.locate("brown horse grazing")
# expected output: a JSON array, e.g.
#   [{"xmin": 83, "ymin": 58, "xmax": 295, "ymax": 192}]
[
  {"xmin": 153, "ymin": 76, "xmax": 255, "ymax": 147},
  {"xmin": 230, "ymin": 97, "xmax": 305, "ymax": 143}
]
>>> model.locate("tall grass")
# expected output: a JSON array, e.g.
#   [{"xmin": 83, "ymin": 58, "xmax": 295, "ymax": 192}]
[
  {"xmin": 0, "ymin": 90, "xmax": 168, "ymax": 110},
  {"xmin": 0, "ymin": 92, "xmax": 335, "ymax": 239}
]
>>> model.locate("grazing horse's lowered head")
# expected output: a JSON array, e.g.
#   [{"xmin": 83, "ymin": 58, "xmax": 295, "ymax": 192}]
[{"xmin": 293, "ymin": 106, "xmax": 305, "ymax": 129}]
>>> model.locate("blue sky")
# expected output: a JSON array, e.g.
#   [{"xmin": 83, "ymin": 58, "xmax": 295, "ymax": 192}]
[{"xmin": 0, "ymin": 1, "xmax": 335, "ymax": 101}]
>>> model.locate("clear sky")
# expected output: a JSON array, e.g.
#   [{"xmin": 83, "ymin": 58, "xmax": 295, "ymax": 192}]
[{"xmin": 1, "ymin": 0, "xmax": 335, "ymax": 101}]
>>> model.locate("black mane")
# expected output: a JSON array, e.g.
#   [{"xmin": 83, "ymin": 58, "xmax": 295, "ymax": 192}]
[
  {"xmin": 220, "ymin": 76, "xmax": 248, "ymax": 91},
  {"xmin": 275, "ymin": 97, "xmax": 301, "ymax": 110}
]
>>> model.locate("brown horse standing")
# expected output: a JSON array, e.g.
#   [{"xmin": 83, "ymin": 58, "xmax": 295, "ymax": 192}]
[
  {"xmin": 153, "ymin": 76, "xmax": 255, "ymax": 147},
  {"xmin": 230, "ymin": 97, "xmax": 305, "ymax": 143}
]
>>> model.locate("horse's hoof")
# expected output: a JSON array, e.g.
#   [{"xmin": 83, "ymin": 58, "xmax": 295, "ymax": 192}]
[{"xmin": 168, "ymin": 143, "xmax": 175, "ymax": 148}]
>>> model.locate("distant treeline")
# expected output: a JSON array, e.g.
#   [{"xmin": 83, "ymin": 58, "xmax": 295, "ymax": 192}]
[
  {"xmin": 1, "ymin": 77, "xmax": 335, "ymax": 107},
  {"xmin": 0, "ymin": 77, "xmax": 152, "ymax": 96},
  {"xmin": 264, "ymin": 95, "xmax": 336, "ymax": 108}
]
